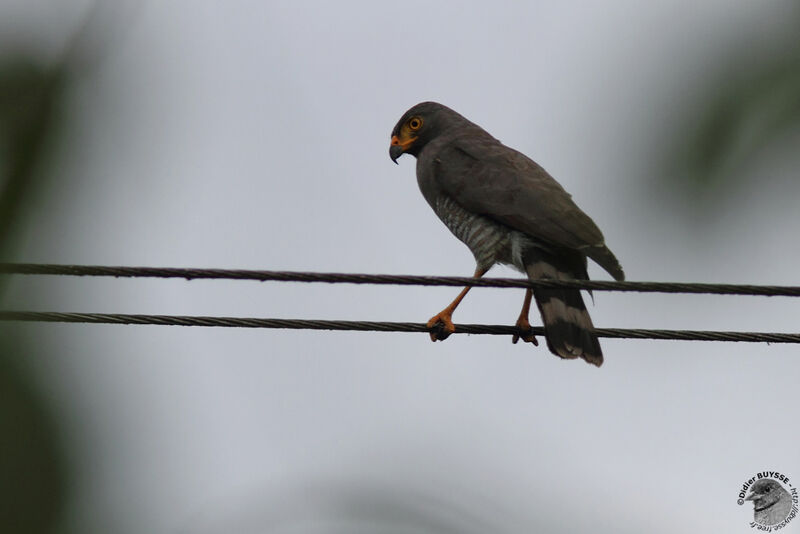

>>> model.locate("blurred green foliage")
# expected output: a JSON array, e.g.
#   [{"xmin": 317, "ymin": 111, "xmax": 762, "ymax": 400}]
[
  {"xmin": 665, "ymin": 8, "xmax": 800, "ymax": 198},
  {"xmin": 681, "ymin": 56, "xmax": 800, "ymax": 187},
  {"xmin": 0, "ymin": 58, "xmax": 65, "ymax": 263},
  {"xmin": 0, "ymin": 330, "xmax": 68, "ymax": 534},
  {"xmin": 0, "ymin": 54, "xmax": 69, "ymax": 533}
]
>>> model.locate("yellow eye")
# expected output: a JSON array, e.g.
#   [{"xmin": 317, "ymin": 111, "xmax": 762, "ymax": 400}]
[{"xmin": 408, "ymin": 117, "xmax": 423, "ymax": 131}]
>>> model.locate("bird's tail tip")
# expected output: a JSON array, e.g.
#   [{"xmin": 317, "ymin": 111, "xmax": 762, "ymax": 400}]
[
  {"xmin": 548, "ymin": 326, "xmax": 604, "ymax": 367},
  {"xmin": 533, "ymin": 290, "xmax": 604, "ymax": 367}
]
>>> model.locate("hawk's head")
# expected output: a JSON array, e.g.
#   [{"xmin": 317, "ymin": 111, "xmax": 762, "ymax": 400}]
[{"xmin": 389, "ymin": 101, "xmax": 468, "ymax": 163}]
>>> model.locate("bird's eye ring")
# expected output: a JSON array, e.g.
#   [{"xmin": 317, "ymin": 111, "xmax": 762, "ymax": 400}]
[{"xmin": 408, "ymin": 117, "xmax": 423, "ymax": 131}]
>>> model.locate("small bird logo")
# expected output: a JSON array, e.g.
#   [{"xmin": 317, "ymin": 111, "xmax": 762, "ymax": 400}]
[{"xmin": 745, "ymin": 478, "xmax": 793, "ymax": 526}]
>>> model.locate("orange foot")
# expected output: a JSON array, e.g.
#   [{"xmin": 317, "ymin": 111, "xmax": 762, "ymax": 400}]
[
  {"xmin": 512, "ymin": 317, "xmax": 538, "ymax": 345},
  {"xmin": 427, "ymin": 311, "xmax": 455, "ymax": 341}
]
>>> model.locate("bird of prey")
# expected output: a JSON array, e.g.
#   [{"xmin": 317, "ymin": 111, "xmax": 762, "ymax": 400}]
[
  {"xmin": 746, "ymin": 479, "xmax": 794, "ymax": 526},
  {"xmin": 389, "ymin": 101, "xmax": 624, "ymax": 366}
]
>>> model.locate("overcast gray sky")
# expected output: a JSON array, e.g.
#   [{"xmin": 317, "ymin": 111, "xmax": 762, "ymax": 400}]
[{"xmin": 3, "ymin": 1, "xmax": 800, "ymax": 533}]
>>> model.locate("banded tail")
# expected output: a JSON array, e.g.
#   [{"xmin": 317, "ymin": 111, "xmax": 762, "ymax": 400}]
[{"xmin": 523, "ymin": 247, "xmax": 615, "ymax": 366}]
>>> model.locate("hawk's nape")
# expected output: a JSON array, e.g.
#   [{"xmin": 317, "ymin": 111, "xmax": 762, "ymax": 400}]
[{"xmin": 390, "ymin": 101, "xmax": 624, "ymax": 366}]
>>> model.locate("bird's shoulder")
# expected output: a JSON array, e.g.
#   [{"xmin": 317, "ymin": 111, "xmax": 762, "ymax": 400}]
[{"xmin": 429, "ymin": 133, "xmax": 571, "ymax": 196}]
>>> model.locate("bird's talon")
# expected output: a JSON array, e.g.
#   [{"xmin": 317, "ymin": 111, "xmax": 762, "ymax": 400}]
[
  {"xmin": 429, "ymin": 321, "xmax": 453, "ymax": 341},
  {"xmin": 514, "ymin": 320, "xmax": 538, "ymax": 346},
  {"xmin": 427, "ymin": 313, "xmax": 455, "ymax": 341},
  {"xmin": 512, "ymin": 331, "xmax": 538, "ymax": 345}
]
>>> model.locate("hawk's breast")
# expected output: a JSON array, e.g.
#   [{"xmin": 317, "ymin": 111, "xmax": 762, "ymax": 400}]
[{"xmin": 433, "ymin": 195, "xmax": 530, "ymax": 272}]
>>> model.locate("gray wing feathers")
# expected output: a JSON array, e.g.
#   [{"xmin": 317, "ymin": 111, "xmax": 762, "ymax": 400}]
[
  {"xmin": 434, "ymin": 137, "xmax": 625, "ymax": 281},
  {"xmin": 584, "ymin": 245, "xmax": 625, "ymax": 281}
]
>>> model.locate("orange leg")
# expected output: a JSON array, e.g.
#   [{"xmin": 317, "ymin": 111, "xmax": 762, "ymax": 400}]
[
  {"xmin": 427, "ymin": 267, "xmax": 487, "ymax": 341},
  {"xmin": 512, "ymin": 288, "xmax": 538, "ymax": 345}
]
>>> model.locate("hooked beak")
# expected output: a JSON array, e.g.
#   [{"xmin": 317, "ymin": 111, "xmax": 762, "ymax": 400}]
[{"xmin": 389, "ymin": 134, "xmax": 416, "ymax": 164}]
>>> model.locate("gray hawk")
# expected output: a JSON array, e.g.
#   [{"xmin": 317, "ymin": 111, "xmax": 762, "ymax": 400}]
[{"xmin": 389, "ymin": 101, "xmax": 624, "ymax": 366}]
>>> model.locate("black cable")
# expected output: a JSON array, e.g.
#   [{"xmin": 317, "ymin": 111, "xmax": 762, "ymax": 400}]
[
  {"xmin": 1, "ymin": 263, "xmax": 800, "ymax": 296},
  {"xmin": 1, "ymin": 311, "xmax": 798, "ymax": 343}
]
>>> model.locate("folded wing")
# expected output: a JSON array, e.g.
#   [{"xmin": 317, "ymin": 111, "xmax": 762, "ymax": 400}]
[{"xmin": 433, "ymin": 136, "xmax": 625, "ymax": 281}]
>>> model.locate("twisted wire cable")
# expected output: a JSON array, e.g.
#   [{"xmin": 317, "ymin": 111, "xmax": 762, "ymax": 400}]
[
  {"xmin": 1, "ymin": 311, "xmax": 798, "ymax": 343},
  {"xmin": 2, "ymin": 263, "xmax": 800, "ymax": 296}
]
